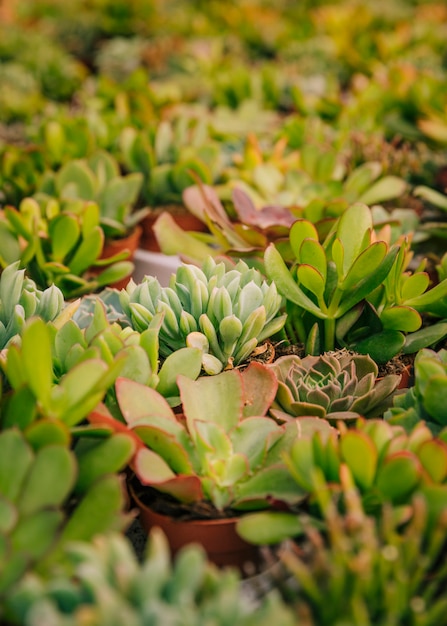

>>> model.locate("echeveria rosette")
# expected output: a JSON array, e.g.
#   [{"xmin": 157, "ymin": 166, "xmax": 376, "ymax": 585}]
[
  {"xmin": 120, "ymin": 257, "xmax": 286, "ymax": 372},
  {"xmin": 386, "ymin": 348, "xmax": 447, "ymax": 434},
  {"xmin": 269, "ymin": 350, "xmax": 401, "ymax": 421}
]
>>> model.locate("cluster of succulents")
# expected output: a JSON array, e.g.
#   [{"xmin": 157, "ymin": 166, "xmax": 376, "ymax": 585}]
[{"xmin": 119, "ymin": 257, "xmax": 286, "ymax": 373}]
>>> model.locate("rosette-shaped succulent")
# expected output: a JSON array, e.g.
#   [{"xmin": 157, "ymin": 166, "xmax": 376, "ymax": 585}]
[
  {"xmin": 119, "ymin": 257, "xmax": 286, "ymax": 373},
  {"xmin": 269, "ymin": 350, "xmax": 401, "ymax": 421}
]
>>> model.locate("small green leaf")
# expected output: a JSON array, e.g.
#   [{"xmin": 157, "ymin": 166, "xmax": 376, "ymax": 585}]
[
  {"xmin": 380, "ymin": 306, "xmax": 421, "ymax": 332},
  {"xmin": 340, "ymin": 431, "xmax": 377, "ymax": 491},
  {"xmin": 375, "ymin": 452, "xmax": 421, "ymax": 503},
  {"xmin": 237, "ymin": 511, "xmax": 305, "ymax": 545}
]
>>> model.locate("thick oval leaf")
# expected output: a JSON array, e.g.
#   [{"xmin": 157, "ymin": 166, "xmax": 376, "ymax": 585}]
[
  {"xmin": 299, "ymin": 238, "xmax": 327, "ymax": 281},
  {"xmin": 375, "ymin": 452, "xmax": 421, "ymax": 503},
  {"xmin": 423, "ymin": 376, "xmax": 447, "ymax": 425},
  {"xmin": 49, "ymin": 214, "xmax": 80, "ymax": 262},
  {"xmin": 354, "ymin": 329, "xmax": 405, "ymax": 364},
  {"xmin": 380, "ymin": 306, "xmax": 421, "ymax": 332},
  {"xmin": 22, "ymin": 319, "xmax": 53, "ymax": 406},
  {"xmin": 75, "ymin": 433, "xmax": 136, "ymax": 494},
  {"xmin": 418, "ymin": 439, "xmax": 447, "ymax": 483},
  {"xmin": 157, "ymin": 347, "xmax": 202, "ymax": 398},
  {"xmin": 341, "ymin": 242, "xmax": 387, "ymax": 292},
  {"xmin": 336, "ymin": 203, "xmax": 372, "ymax": 275},
  {"xmin": 358, "ymin": 176, "xmax": 406, "ymax": 205},
  {"xmin": 134, "ymin": 426, "xmax": 194, "ymax": 475},
  {"xmin": 340, "ymin": 431, "xmax": 377, "ymax": 491},
  {"xmin": 237, "ymin": 511, "xmax": 305, "ymax": 545},
  {"xmin": 297, "ymin": 264, "xmax": 325, "ymax": 302},
  {"xmin": 289, "ymin": 220, "xmax": 319, "ymax": 261},
  {"xmin": 401, "ymin": 273, "xmax": 430, "ymax": 301},
  {"xmin": 19, "ymin": 446, "xmax": 76, "ymax": 516},
  {"xmin": 241, "ymin": 361, "xmax": 278, "ymax": 418},
  {"xmin": 60, "ymin": 475, "xmax": 128, "ymax": 544},
  {"xmin": 0, "ymin": 430, "xmax": 33, "ymax": 502},
  {"xmin": 10, "ymin": 510, "xmax": 63, "ymax": 560}
]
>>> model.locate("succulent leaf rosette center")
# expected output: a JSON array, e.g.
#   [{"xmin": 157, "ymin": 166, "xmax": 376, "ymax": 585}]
[{"xmin": 270, "ymin": 350, "xmax": 401, "ymax": 421}]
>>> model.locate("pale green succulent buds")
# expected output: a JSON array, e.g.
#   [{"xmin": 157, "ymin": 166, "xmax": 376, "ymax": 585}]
[
  {"xmin": 269, "ymin": 349, "xmax": 401, "ymax": 421},
  {"xmin": 120, "ymin": 257, "xmax": 286, "ymax": 372},
  {"xmin": 0, "ymin": 261, "xmax": 66, "ymax": 349}
]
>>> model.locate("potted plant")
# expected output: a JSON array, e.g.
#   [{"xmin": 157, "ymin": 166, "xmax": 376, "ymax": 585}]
[
  {"xmin": 88, "ymin": 363, "xmax": 329, "ymax": 568},
  {"xmin": 117, "ymin": 256, "xmax": 287, "ymax": 374},
  {"xmin": 0, "ymin": 197, "xmax": 134, "ymax": 298},
  {"xmin": 264, "ymin": 201, "xmax": 447, "ymax": 363}
]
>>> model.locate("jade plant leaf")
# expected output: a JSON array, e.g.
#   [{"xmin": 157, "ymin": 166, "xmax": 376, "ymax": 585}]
[
  {"xmin": 340, "ymin": 431, "xmax": 377, "ymax": 491},
  {"xmin": 237, "ymin": 511, "xmax": 306, "ymax": 545}
]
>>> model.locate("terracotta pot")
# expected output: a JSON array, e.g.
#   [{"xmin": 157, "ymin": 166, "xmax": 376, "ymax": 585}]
[
  {"xmin": 140, "ymin": 205, "xmax": 208, "ymax": 252},
  {"xmin": 93, "ymin": 225, "xmax": 142, "ymax": 290},
  {"xmin": 129, "ymin": 482, "xmax": 260, "ymax": 572}
]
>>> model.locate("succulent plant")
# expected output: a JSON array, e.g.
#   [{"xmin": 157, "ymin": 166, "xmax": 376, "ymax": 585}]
[
  {"xmin": 386, "ymin": 348, "xmax": 447, "ymax": 434},
  {"xmin": 119, "ymin": 257, "xmax": 287, "ymax": 373},
  {"xmin": 0, "ymin": 317, "xmax": 126, "ymax": 429},
  {"xmin": 0, "ymin": 196, "xmax": 134, "ymax": 298},
  {"xmin": 38, "ymin": 150, "xmax": 149, "ymax": 239},
  {"xmin": 89, "ymin": 362, "xmax": 326, "ymax": 513},
  {"xmin": 277, "ymin": 480, "xmax": 447, "ymax": 626},
  {"xmin": 4, "ymin": 529, "xmax": 295, "ymax": 626},
  {"xmin": 0, "ymin": 262, "xmax": 66, "ymax": 349},
  {"xmin": 0, "ymin": 423, "xmax": 133, "ymax": 606},
  {"xmin": 265, "ymin": 202, "xmax": 447, "ymax": 362},
  {"xmin": 237, "ymin": 418, "xmax": 447, "ymax": 545},
  {"xmin": 54, "ymin": 297, "xmax": 203, "ymax": 406},
  {"xmin": 269, "ymin": 350, "xmax": 401, "ymax": 422}
]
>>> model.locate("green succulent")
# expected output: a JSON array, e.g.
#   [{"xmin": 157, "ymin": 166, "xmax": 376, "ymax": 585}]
[
  {"xmin": 0, "ymin": 317, "xmax": 126, "ymax": 429},
  {"xmin": 0, "ymin": 424, "xmax": 133, "ymax": 607},
  {"xmin": 38, "ymin": 149, "xmax": 149, "ymax": 239},
  {"xmin": 237, "ymin": 418, "xmax": 447, "ymax": 545},
  {"xmin": 278, "ymin": 481, "xmax": 447, "ymax": 626},
  {"xmin": 269, "ymin": 350, "xmax": 401, "ymax": 422},
  {"xmin": 386, "ymin": 348, "xmax": 447, "ymax": 434},
  {"xmin": 4, "ymin": 529, "xmax": 294, "ymax": 626},
  {"xmin": 119, "ymin": 257, "xmax": 286, "ymax": 373},
  {"xmin": 55, "ymin": 297, "xmax": 203, "ymax": 407},
  {"xmin": 0, "ymin": 196, "xmax": 134, "ymax": 298},
  {"xmin": 0, "ymin": 262, "xmax": 66, "ymax": 349},
  {"xmin": 265, "ymin": 202, "xmax": 447, "ymax": 362},
  {"xmin": 89, "ymin": 363, "xmax": 318, "ymax": 512}
]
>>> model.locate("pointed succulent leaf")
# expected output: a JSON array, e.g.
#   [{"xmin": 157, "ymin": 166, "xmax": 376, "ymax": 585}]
[
  {"xmin": 358, "ymin": 176, "xmax": 407, "ymax": 205},
  {"xmin": 115, "ymin": 377, "xmax": 176, "ymax": 425},
  {"xmin": 133, "ymin": 428, "xmax": 194, "ymax": 475},
  {"xmin": 335, "ymin": 203, "xmax": 373, "ymax": 276}
]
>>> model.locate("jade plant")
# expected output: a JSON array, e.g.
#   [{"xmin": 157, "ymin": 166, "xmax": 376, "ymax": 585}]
[
  {"xmin": 37, "ymin": 150, "xmax": 149, "ymax": 239},
  {"xmin": 0, "ymin": 262, "xmax": 66, "ymax": 349},
  {"xmin": 269, "ymin": 350, "xmax": 401, "ymax": 422},
  {"xmin": 265, "ymin": 202, "xmax": 447, "ymax": 362},
  {"xmin": 237, "ymin": 418, "xmax": 447, "ymax": 545},
  {"xmin": 4, "ymin": 529, "xmax": 295, "ymax": 626},
  {"xmin": 277, "ymin": 478, "xmax": 447, "ymax": 626},
  {"xmin": 386, "ymin": 348, "xmax": 447, "ymax": 434},
  {"xmin": 0, "ymin": 196, "xmax": 133, "ymax": 298},
  {"xmin": 118, "ymin": 257, "xmax": 286, "ymax": 373},
  {"xmin": 89, "ymin": 363, "xmax": 328, "ymax": 513}
]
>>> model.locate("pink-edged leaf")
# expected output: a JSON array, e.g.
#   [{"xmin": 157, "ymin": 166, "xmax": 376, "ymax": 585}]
[
  {"xmin": 183, "ymin": 184, "xmax": 229, "ymax": 223},
  {"xmin": 133, "ymin": 425, "xmax": 195, "ymax": 474},
  {"xmin": 87, "ymin": 404, "xmax": 145, "ymax": 452},
  {"xmin": 232, "ymin": 187, "xmax": 295, "ymax": 229},
  {"xmin": 115, "ymin": 377, "xmax": 175, "ymax": 425},
  {"xmin": 134, "ymin": 449, "xmax": 203, "ymax": 503},
  {"xmin": 241, "ymin": 362, "xmax": 278, "ymax": 417}
]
